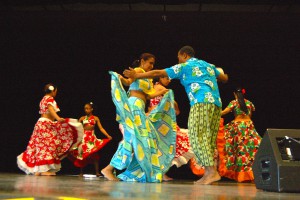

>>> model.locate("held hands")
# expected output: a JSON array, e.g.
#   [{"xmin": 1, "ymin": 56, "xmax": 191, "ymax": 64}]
[{"xmin": 123, "ymin": 67, "xmax": 136, "ymax": 79}]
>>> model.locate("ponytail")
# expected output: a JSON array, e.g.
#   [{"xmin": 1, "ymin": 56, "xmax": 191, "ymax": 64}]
[{"xmin": 235, "ymin": 88, "xmax": 248, "ymax": 114}]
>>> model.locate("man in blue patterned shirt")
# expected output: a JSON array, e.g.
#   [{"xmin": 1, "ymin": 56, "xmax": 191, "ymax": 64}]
[{"xmin": 124, "ymin": 46, "xmax": 228, "ymax": 184}]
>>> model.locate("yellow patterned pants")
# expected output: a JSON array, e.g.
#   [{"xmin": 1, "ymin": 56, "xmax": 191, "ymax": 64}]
[{"xmin": 188, "ymin": 103, "xmax": 221, "ymax": 166}]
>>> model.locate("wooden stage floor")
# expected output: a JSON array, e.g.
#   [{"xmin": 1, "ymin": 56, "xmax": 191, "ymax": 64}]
[{"xmin": 0, "ymin": 173, "xmax": 299, "ymax": 200}]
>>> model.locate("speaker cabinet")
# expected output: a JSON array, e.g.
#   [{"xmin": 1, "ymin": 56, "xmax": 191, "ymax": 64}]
[{"xmin": 253, "ymin": 129, "xmax": 300, "ymax": 192}]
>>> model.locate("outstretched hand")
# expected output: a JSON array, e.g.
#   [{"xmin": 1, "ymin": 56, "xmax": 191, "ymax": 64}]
[{"xmin": 123, "ymin": 67, "xmax": 136, "ymax": 79}]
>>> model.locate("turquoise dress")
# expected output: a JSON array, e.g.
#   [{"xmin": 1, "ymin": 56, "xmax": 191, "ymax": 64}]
[{"xmin": 109, "ymin": 71, "xmax": 177, "ymax": 182}]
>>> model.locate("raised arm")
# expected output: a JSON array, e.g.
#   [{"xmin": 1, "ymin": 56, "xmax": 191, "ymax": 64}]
[
  {"xmin": 124, "ymin": 68, "xmax": 168, "ymax": 79},
  {"xmin": 119, "ymin": 75, "xmax": 134, "ymax": 86},
  {"xmin": 218, "ymin": 73, "xmax": 229, "ymax": 83}
]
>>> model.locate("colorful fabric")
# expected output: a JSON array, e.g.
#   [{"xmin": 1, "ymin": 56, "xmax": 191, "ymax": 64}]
[
  {"xmin": 226, "ymin": 99, "xmax": 255, "ymax": 116},
  {"xmin": 150, "ymin": 95, "xmax": 163, "ymax": 107},
  {"xmin": 39, "ymin": 96, "xmax": 60, "ymax": 114},
  {"xmin": 188, "ymin": 103, "xmax": 221, "ymax": 166},
  {"xmin": 165, "ymin": 58, "xmax": 222, "ymax": 107},
  {"xmin": 17, "ymin": 118, "xmax": 83, "ymax": 174},
  {"xmin": 149, "ymin": 84, "xmax": 194, "ymax": 168},
  {"xmin": 218, "ymin": 120, "xmax": 261, "ymax": 182},
  {"xmin": 128, "ymin": 67, "xmax": 155, "ymax": 95},
  {"xmin": 109, "ymin": 71, "xmax": 177, "ymax": 183},
  {"xmin": 172, "ymin": 126, "xmax": 194, "ymax": 168},
  {"xmin": 82, "ymin": 115, "xmax": 96, "ymax": 126},
  {"xmin": 190, "ymin": 118, "xmax": 224, "ymax": 176},
  {"xmin": 68, "ymin": 129, "xmax": 110, "ymax": 168}
]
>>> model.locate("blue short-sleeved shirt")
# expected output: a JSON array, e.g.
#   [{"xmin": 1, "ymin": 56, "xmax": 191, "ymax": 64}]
[{"xmin": 165, "ymin": 57, "xmax": 222, "ymax": 107}]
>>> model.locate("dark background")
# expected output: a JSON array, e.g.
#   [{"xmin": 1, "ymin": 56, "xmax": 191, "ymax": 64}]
[{"xmin": 1, "ymin": 6, "xmax": 300, "ymax": 179}]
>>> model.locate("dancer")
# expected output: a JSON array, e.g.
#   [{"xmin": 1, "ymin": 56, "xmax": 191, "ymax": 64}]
[
  {"xmin": 17, "ymin": 83, "xmax": 83, "ymax": 176},
  {"xmin": 69, "ymin": 102, "xmax": 112, "ymax": 177},
  {"xmin": 148, "ymin": 76, "xmax": 194, "ymax": 181},
  {"xmin": 124, "ymin": 46, "xmax": 228, "ymax": 184},
  {"xmin": 218, "ymin": 88, "xmax": 261, "ymax": 182},
  {"xmin": 101, "ymin": 53, "xmax": 177, "ymax": 182}
]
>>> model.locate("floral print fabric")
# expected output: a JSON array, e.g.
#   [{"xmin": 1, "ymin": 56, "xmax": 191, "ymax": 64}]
[
  {"xmin": 218, "ymin": 120, "xmax": 261, "ymax": 182},
  {"xmin": 165, "ymin": 58, "xmax": 221, "ymax": 107},
  {"xmin": 68, "ymin": 129, "xmax": 110, "ymax": 168},
  {"xmin": 17, "ymin": 118, "xmax": 83, "ymax": 174}
]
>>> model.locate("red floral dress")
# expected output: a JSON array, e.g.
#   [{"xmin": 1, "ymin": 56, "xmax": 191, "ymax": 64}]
[
  {"xmin": 17, "ymin": 96, "xmax": 83, "ymax": 174},
  {"xmin": 217, "ymin": 99, "xmax": 262, "ymax": 182},
  {"xmin": 68, "ymin": 115, "xmax": 110, "ymax": 168}
]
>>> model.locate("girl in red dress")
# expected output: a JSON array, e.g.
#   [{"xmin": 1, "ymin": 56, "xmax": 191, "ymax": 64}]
[
  {"xmin": 69, "ymin": 102, "xmax": 112, "ymax": 177},
  {"xmin": 17, "ymin": 83, "xmax": 83, "ymax": 176}
]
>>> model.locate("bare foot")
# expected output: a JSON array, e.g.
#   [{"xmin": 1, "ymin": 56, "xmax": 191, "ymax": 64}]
[
  {"xmin": 101, "ymin": 168, "xmax": 119, "ymax": 181},
  {"xmin": 40, "ymin": 172, "xmax": 56, "ymax": 176},
  {"xmin": 194, "ymin": 176, "xmax": 205, "ymax": 184},
  {"xmin": 96, "ymin": 173, "xmax": 102, "ymax": 177},
  {"xmin": 163, "ymin": 174, "xmax": 174, "ymax": 181},
  {"xmin": 34, "ymin": 172, "xmax": 41, "ymax": 176},
  {"xmin": 195, "ymin": 173, "xmax": 220, "ymax": 185}
]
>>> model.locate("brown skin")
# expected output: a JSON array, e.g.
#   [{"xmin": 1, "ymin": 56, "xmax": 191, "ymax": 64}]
[
  {"xmin": 102, "ymin": 56, "xmax": 168, "ymax": 181},
  {"xmin": 119, "ymin": 57, "xmax": 169, "ymax": 103},
  {"xmin": 41, "ymin": 89, "xmax": 65, "ymax": 123},
  {"xmin": 79, "ymin": 104, "xmax": 112, "ymax": 139},
  {"xmin": 123, "ymin": 52, "xmax": 229, "ymax": 83},
  {"xmin": 148, "ymin": 77, "xmax": 180, "ymax": 116},
  {"xmin": 78, "ymin": 104, "xmax": 112, "ymax": 177},
  {"xmin": 124, "ymin": 51, "xmax": 229, "ymax": 185},
  {"xmin": 221, "ymin": 92, "xmax": 252, "ymax": 122}
]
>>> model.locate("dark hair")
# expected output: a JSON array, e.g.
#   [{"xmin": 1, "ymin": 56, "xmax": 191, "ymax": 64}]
[
  {"xmin": 179, "ymin": 46, "xmax": 195, "ymax": 57},
  {"xmin": 140, "ymin": 53, "xmax": 155, "ymax": 61},
  {"xmin": 131, "ymin": 60, "xmax": 140, "ymax": 68},
  {"xmin": 44, "ymin": 83, "xmax": 57, "ymax": 94},
  {"xmin": 235, "ymin": 88, "xmax": 248, "ymax": 114},
  {"xmin": 131, "ymin": 53, "xmax": 156, "ymax": 68},
  {"xmin": 85, "ymin": 102, "xmax": 94, "ymax": 109},
  {"xmin": 152, "ymin": 77, "xmax": 160, "ymax": 84}
]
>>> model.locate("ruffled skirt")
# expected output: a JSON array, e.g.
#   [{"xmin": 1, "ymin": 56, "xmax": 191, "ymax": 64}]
[
  {"xmin": 17, "ymin": 118, "xmax": 83, "ymax": 174},
  {"xmin": 68, "ymin": 130, "xmax": 110, "ymax": 168},
  {"xmin": 109, "ymin": 71, "xmax": 177, "ymax": 182},
  {"xmin": 217, "ymin": 120, "xmax": 261, "ymax": 182}
]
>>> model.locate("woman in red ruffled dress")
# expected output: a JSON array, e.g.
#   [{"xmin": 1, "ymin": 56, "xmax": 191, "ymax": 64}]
[
  {"xmin": 17, "ymin": 83, "xmax": 83, "ymax": 176},
  {"xmin": 69, "ymin": 102, "xmax": 112, "ymax": 177}
]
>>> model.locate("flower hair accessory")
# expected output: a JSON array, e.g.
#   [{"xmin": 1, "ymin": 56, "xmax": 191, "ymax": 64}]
[
  {"xmin": 90, "ymin": 102, "xmax": 93, "ymax": 105},
  {"xmin": 49, "ymin": 86, "xmax": 54, "ymax": 91},
  {"xmin": 242, "ymin": 89, "xmax": 246, "ymax": 95}
]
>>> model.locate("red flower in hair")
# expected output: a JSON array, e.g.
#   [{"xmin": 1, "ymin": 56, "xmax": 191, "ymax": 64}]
[{"xmin": 242, "ymin": 89, "xmax": 246, "ymax": 95}]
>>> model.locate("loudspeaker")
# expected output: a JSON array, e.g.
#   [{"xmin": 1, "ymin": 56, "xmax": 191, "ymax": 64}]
[{"xmin": 253, "ymin": 129, "xmax": 300, "ymax": 192}]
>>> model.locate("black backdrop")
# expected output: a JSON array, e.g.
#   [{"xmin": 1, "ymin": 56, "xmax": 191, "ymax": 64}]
[{"xmin": 1, "ymin": 11, "xmax": 300, "ymax": 178}]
